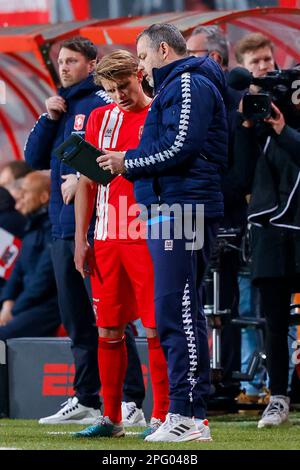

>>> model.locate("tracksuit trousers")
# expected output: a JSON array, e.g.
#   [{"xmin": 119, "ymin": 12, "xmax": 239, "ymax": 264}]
[{"xmin": 147, "ymin": 216, "xmax": 219, "ymax": 418}]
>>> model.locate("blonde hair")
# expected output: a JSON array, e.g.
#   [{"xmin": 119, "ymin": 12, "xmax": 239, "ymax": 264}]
[{"xmin": 94, "ymin": 50, "xmax": 139, "ymax": 85}]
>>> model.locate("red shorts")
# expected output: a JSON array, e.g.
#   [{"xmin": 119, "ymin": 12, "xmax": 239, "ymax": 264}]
[{"xmin": 91, "ymin": 240, "xmax": 155, "ymax": 328}]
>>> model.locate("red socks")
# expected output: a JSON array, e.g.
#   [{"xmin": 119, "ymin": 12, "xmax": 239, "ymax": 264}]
[
  {"xmin": 98, "ymin": 334, "xmax": 169, "ymax": 424},
  {"xmin": 147, "ymin": 336, "xmax": 169, "ymax": 422},
  {"xmin": 98, "ymin": 336, "xmax": 127, "ymax": 424}
]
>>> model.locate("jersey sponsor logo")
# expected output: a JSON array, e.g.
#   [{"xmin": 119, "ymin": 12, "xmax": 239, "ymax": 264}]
[
  {"xmin": 164, "ymin": 240, "xmax": 173, "ymax": 251},
  {"xmin": 104, "ymin": 127, "xmax": 114, "ymax": 138},
  {"xmin": 74, "ymin": 114, "xmax": 85, "ymax": 131}
]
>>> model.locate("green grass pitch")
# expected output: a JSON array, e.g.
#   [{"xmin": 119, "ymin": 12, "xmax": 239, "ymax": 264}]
[{"xmin": 0, "ymin": 412, "xmax": 300, "ymax": 450}]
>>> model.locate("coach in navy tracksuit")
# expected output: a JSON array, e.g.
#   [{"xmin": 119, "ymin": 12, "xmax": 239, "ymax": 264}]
[
  {"xmin": 25, "ymin": 37, "xmax": 145, "ymax": 424},
  {"xmin": 100, "ymin": 24, "xmax": 228, "ymax": 441}
]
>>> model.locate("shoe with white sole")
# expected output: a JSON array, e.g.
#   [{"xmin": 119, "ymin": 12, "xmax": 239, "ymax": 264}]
[
  {"xmin": 121, "ymin": 401, "xmax": 146, "ymax": 427},
  {"xmin": 257, "ymin": 395, "xmax": 290, "ymax": 428},
  {"xmin": 145, "ymin": 413, "xmax": 206, "ymax": 442},
  {"xmin": 140, "ymin": 417, "xmax": 162, "ymax": 439},
  {"xmin": 38, "ymin": 397, "xmax": 101, "ymax": 425},
  {"xmin": 73, "ymin": 416, "xmax": 125, "ymax": 438},
  {"xmin": 194, "ymin": 419, "xmax": 213, "ymax": 441}
]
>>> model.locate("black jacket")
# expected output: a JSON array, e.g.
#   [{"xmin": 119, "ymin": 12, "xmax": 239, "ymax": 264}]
[
  {"xmin": 0, "ymin": 187, "xmax": 26, "ymax": 239},
  {"xmin": 0, "ymin": 187, "xmax": 26, "ymax": 295},
  {"xmin": 248, "ymin": 135, "xmax": 300, "ymax": 230},
  {"xmin": 234, "ymin": 121, "xmax": 300, "ymax": 282},
  {"xmin": 221, "ymin": 82, "xmax": 247, "ymax": 229},
  {"xmin": 0, "ymin": 207, "xmax": 58, "ymax": 315}
]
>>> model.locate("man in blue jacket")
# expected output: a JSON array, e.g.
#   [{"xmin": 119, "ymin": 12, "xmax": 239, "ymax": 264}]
[
  {"xmin": 0, "ymin": 172, "xmax": 60, "ymax": 339},
  {"xmin": 99, "ymin": 23, "xmax": 228, "ymax": 442},
  {"xmin": 0, "ymin": 187, "xmax": 26, "ymax": 298},
  {"xmin": 25, "ymin": 37, "xmax": 146, "ymax": 426}
]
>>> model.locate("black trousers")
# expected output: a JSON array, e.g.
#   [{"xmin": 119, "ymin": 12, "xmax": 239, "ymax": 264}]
[
  {"xmin": 51, "ymin": 238, "xmax": 145, "ymax": 409},
  {"xmin": 258, "ymin": 277, "xmax": 293, "ymax": 396},
  {"xmin": 0, "ymin": 299, "xmax": 60, "ymax": 341},
  {"xmin": 219, "ymin": 250, "xmax": 241, "ymax": 388}
]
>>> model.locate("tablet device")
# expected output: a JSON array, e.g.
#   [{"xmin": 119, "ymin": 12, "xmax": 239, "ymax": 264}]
[{"xmin": 54, "ymin": 133, "xmax": 115, "ymax": 185}]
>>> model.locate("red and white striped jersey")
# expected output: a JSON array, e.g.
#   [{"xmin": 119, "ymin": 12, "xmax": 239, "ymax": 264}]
[{"xmin": 85, "ymin": 102, "xmax": 150, "ymax": 242}]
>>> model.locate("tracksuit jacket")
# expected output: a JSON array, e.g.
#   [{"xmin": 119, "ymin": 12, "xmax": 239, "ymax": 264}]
[
  {"xmin": 124, "ymin": 55, "xmax": 228, "ymax": 218},
  {"xmin": 24, "ymin": 75, "xmax": 111, "ymax": 239}
]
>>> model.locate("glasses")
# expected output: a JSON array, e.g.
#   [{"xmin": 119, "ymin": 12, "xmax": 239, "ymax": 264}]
[{"xmin": 187, "ymin": 49, "xmax": 209, "ymax": 56}]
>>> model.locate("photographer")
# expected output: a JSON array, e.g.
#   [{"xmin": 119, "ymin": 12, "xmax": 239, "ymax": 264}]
[
  {"xmin": 233, "ymin": 33, "xmax": 300, "ymax": 428},
  {"xmin": 263, "ymin": 103, "xmax": 300, "ymax": 166}
]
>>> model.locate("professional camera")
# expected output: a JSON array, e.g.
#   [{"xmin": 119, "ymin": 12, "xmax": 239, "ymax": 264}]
[{"xmin": 228, "ymin": 66, "xmax": 300, "ymax": 120}]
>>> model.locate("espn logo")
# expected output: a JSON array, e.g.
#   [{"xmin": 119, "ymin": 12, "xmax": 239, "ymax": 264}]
[
  {"xmin": 42, "ymin": 363, "xmax": 150, "ymax": 395},
  {"xmin": 42, "ymin": 364, "xmax": 75, "ymax": 396},
  {"xmin": 0, "ymin": 81, "xmax": 6, "ymax": 104}
]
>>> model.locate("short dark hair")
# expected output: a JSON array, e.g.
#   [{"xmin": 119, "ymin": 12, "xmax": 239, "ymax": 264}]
[
  {"xmin": 190, "ymin": 26, "xmax": 229, "ymax": 67},
  {"xmin": 137, "ymin": 23, "xmax": 187, "ymax": 56},
  {"xmin": 0, "ymin": 160, "xmax": 32, "ymax": 180},
  {"xmin": 59, "ymin": 36, "xmax": 98, "ymax": 61}
]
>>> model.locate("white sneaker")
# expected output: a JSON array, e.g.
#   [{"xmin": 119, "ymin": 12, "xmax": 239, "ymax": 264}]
[
  {"xmin": 121, "ymin": 401, "xmax": 146, "ymax": 427},
  {"xmin": 145, "ymin": 413, "xmax": 205, "ymax": 442},
  {"xmin": 194, "ymin": 418, "xmax": 213, "ymax": 441},
  {"xmin": 38, "ymin": 397, "xmax": 101, "ymax": 425},
  {"xmin": 257, "ymin": 395, "xmax": 290, "ymax": 429}
]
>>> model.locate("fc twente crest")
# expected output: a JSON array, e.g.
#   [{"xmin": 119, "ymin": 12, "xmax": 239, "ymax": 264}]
[{"xmin": 74, "ymin": 114, "xmax": 86, "ymax": 131}]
